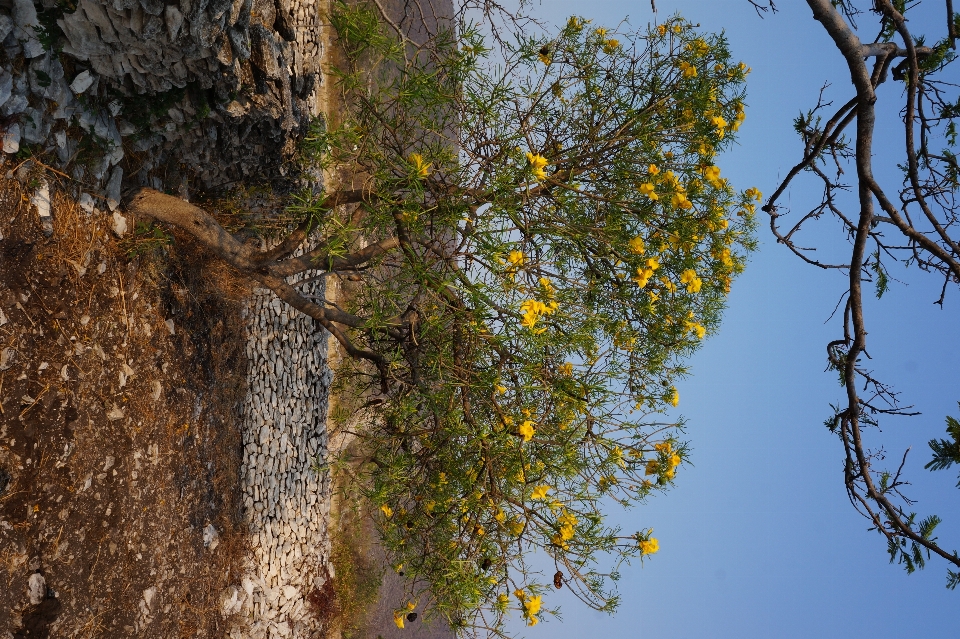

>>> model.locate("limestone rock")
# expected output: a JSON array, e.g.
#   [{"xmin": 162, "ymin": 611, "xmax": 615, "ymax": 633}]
[
  {"xmin": 2, "ymin": 123, "xmax": 20, "ymax": 154},
  {"xmin": 105, "ymin": 166, "xmax": 122, "ymax": 211},
  {"xmin": 27, "ymin": 572, "xmax": 46, "ymax": 605},
  {"xmin": 12, "ymin": 0, "xmax": 44, "ymax": 58},
  {"xmin": 30, "ymin": 179, "xmax": 53, "ymax": 237},
  {"xmin": 70, "ymin": 70, "xmax": 95, "ymax": 94},
  {"xmin": 0, "ymin": 70, "xmax": 12, "ymax": 109}
]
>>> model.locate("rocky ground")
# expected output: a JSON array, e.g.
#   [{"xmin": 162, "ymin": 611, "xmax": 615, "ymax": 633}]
[{"xmin": 0, "ymin": 165, "xmax": 252, "ymax": 638}]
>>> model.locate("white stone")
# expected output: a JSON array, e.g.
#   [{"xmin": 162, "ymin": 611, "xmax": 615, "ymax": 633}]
[
  {"xmin": 203, "ymin": 523, "xmax": 220, "ymax": 550},
  {"xmin": 69, "ymin": 70, "xmax": 95, "ymax": 94},
  {"xmin": 111, "ymin": 211, "xmax": 128, "ymax": 236},
  {"xmin": 30, "ymin": 179, "xmax": 53, "ymax": 237},
  {"xmin": 2, "ymin": 123, "xmax": 20, "ymax": 154},
  {"xmin": 27, "ymin": 572, "xmax": 46, "ymax": 604}
]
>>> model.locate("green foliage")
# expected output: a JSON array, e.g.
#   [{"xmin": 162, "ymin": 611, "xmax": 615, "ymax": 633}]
[
  {"xmin": 871, "ymin": 251, "xmax": 890, "ymax": 299},
  {"xmin": 886, "ymin": 513, "xmax": 941, "ymax": 574},
  {"xmin": 925, "ymin": 404, "xmax": 960, "ymax": 486},
  {"xmin": 312, "ymin": 6, "xmax": 757, "ymax": 634}
]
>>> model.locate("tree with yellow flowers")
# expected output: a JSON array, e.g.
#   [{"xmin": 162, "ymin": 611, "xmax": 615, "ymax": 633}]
[{"xmin": 128, "ymin": 3, "xmax": 759, "ymax": 635}]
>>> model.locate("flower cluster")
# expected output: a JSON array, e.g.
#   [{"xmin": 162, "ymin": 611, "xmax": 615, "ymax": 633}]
[
  {"xmin": 525, "ymin": 151, "xmax": 549, "ymax": 180},
  {"xmin": 514, "ymin": 589, "xmax": 543, "ymax": 626},
  {"xmin": 551, "ymin": 508, "xmax": 578, "ymax": 550},
  {"xmin": 632, "ymin": 256, "xmax": 661, "ymax": 288},
  {"xmin": 519, "ymin": 298, "xmax": 558, "ymax": 331},
  {"xmin": 645, "ymin": 441, "xmax": 683, "ymax": 480},
  {"xmin": 679, "ymin": 269, "xmax": 702, "ymax": 293}
]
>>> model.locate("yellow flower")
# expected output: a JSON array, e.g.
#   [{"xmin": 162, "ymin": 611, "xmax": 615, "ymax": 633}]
[
  {"xmin": 686, "ymin": 38, "xmax": 709, "ymax": 56},
  {"xmin": 409, "ymin": 153, "xmax": 431, "ymax": 178},
  {"xmin": 645, "ymin": 460, "xmax": 659, "ymax": 476},
  {"xmin": 531, "ymin": 484, "xmax": 551, "ymax": 500},
  {"xmin": 394, "ymin": 613, "xmax": 405, "ymax": 629},
  {"xmin": 639, "ymin": 538, "xmax": 660, "ymax": 555},
  {"xmin": 654, "ymin": 442, "xmax": 672, "ymax": 453},
  {"xmin": 648, "ymin": 164, "xmax": 660, "ymax": 176},
  {"xmin": 646, "ymin": 256, "xmax": 660, "ymax": 270},
  {"xmin": 638, "ymin": 182, "xmax": 658, "ymax": 200},
  {"xmin": 494, "ymin": 508, "xmax": 506, "ymax": 523},
  {"xmin": 525, "ymin": 152, "xmax": 549, "ymax": 181},
  {"xmin": 508, "ymin": 249, "xmax": 524, "ymax": 266},
  {"xmin": 407, "ymin": 601, "xmax": 417, "ymax": 611},
  {"xmin": 669, "ymin": 453, "xmax": 682, "ymax": 467},
  {"xmin": 657, "ymin": 24, "xmax": 667, "ymax": 36},
  {"xmin": 507, "ymin": 518, "xmax": 525, "ymax": 536},
  {"xmin": 745, "ymin": 187, "xmax": 763, "ymax": 202},
  {"xmin": 558, "ymin": 362, "xmax": 574, "ymax": 376},
  {"xmin": 594, "ymin": 27, "xmax": 608, "ymax": 37},
  {"xmin": 602, "ymin": 38, "xmax": 620, "ymax": 54},
  {"xmin": 689, "ymin": 322, "xmax": 706, "ymax": 339},
  {"xmin": 538, "ymin": 51, "xmax": 551, "ymax": 64},
  {"xmin": 611, "ymin": 446, "xmax": 626, "ymax": 468},
  {"xmin": 633, "ymin": 267, "xmax": 654, "ymax": 288},
  {"xmin": 680, "ymin": 269, "xmax": 702, "ymax": 293},
  {"xmin": 672, "ymin": 24, "xmax": 682, "ymax": 33},
  {"xmin": 568, "ymin": 16, "xmax": 584, "ymax": 32},
  {"xmin": 628, "ymin": 236, "xmax": 646, "ymax": 254},
  {"xmin": 669, "ymin": 387, "xmax": 679, "ymax": 407},
  {"xmin": 518, "ymin": 420, "xmax": 536, "ymax": 441},
  {"xmin": 677, "ymin": 60, "xmax": 698, "ymax": 78},
  {"xmin": 519, "ymin": 298, "xmax": 556, "ymax": 330},
  {"xmin": 703, "ymin": 165, "xmax": 721, "ymax": 186},
  {"xmin": 381, "ymin": 504, "xmax": 393, "ymax": 518},
  {"xmin": 525, "ymin": 594, "xmax": 543, "ymax": 616},
  {"xmin": 710, "ymin": 115, "xmax": 727, "ymax": 138},
  {"xmin": 671, "ymin": 192, "xmax": 693, "ymax": 210},
  {"xmin": 660, "ymin": 277, "xmax": 677, "ymax": 293},
  {"xmin": 495, "ymin": 383, "xmax": 507, "ymax": 394}
]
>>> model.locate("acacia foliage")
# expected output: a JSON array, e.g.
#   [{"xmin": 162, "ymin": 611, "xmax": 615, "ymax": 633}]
[{"xmin": 311, "ymin": 5, "xmax": 758, "ymax": 633}]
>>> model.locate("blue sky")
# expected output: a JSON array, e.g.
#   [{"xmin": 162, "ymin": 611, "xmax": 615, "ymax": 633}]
[{"xmin": 499, "ymin": 1, "xmax": 960, "ymax": 636}]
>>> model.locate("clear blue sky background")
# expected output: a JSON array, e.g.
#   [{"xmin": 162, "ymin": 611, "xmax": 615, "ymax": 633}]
[{"xmin": 495, "ymin": 1, "xmax": 960, "ymax": 637}]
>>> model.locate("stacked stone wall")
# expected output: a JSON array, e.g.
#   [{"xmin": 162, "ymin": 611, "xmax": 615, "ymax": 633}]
[
  {"xmin": 225, "ymin": 277, "xmax": 334, "ymax": 639},
  {"xmin": 1, "ymin": 0, "xmax": 325, "ymax": 196}
]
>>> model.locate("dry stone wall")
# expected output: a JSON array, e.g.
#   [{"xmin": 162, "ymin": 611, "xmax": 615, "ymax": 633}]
[
  {"xmin": 0, "ymin": 0, "xmax": 325, "ymax": 196},
  {"xmin": 224, "ymin": 276, "xmax": 334, "ymax": 639}
]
